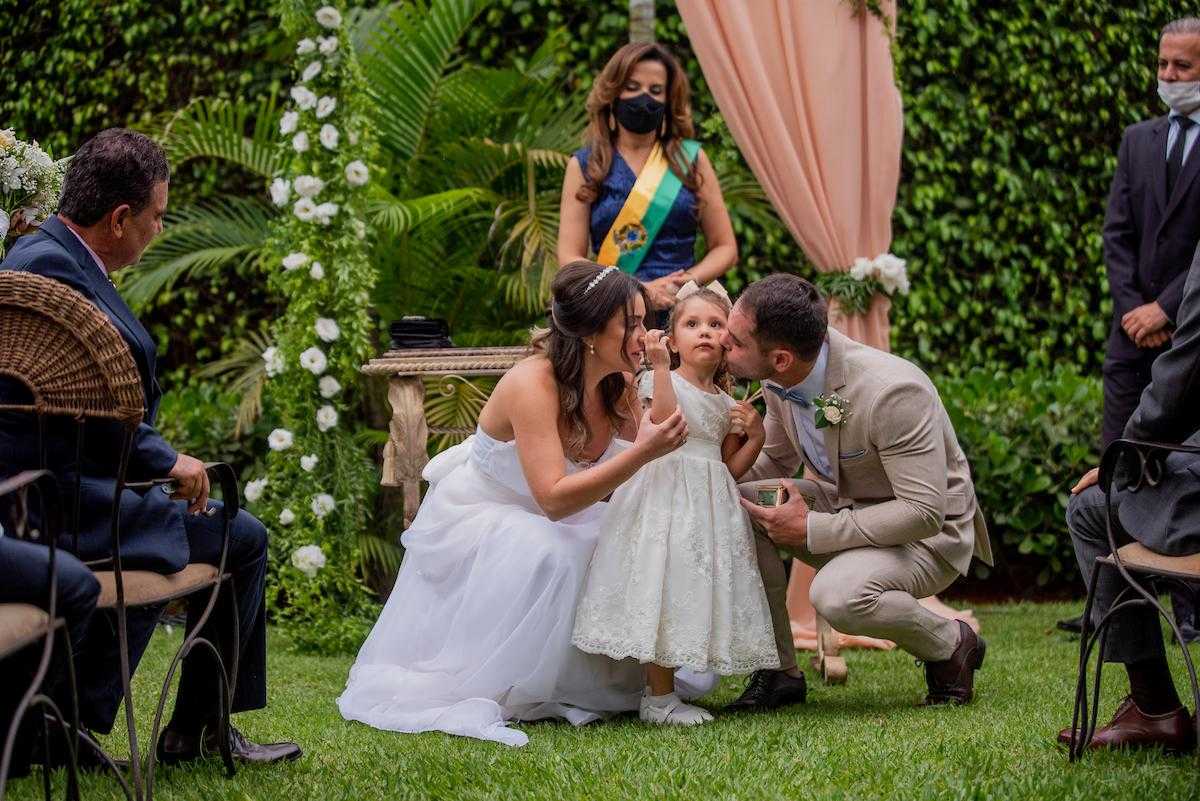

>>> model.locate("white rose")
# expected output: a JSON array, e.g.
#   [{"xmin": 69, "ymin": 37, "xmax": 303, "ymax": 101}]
[
  {"xmin": 316, "ymin": 404, "xmax": 339, "ymax": 432},
  {"xmin": 269, "ymin": 178, "xmax": 290, "ymax": 207},
  {"xmin": 294, "ymin": 175, "xmax": 325, "ymax": 198},
  {"xmin": 319, "ymin": 376, "xmax": 341, "ymax": 399},
  {"xmin": 316, "ymin": 96, "xmax": 337, "ymax": 120},
  {"xmin": 824, "ymin": 406, "xmax": 843, "ymax": 425},
  {"xmin": 311, "ymin": 494, "xmax": 336, "ymax": 520},
  {"xmin": 291, "ymin": 543, "xmax": 327, "ymax": 576},
  {"xmin": 279, "ymin": 508, "xmax": 296, "ymax": 526},
  {"xmin": 282, "ymin": 251, "xmax": 309, "ymax": 271},
  {"xmin": 300, "ymin": 454, "xmax": 319, "ymax": 472},
  {"xmin": 302, "ymin": 60, "xmax": 322, "ymax": 83},
  {"xmin": 296, "ymin": 38, "xmax": 317, "ymax": 55},
  {"xmin": 290, "ymin": 85, "xmax": 317, "ymax": 110},
  {"xmin": 244, "ymin": 477, "xmax": 268, "ymax": 503},
  {"xmin": 315, "ymin": 6, "xmax": 342, "ymax": 28},
  {"xmin": 300, "ymin": 347, "xmax": 328, "ymax": 375},
  {"xmin": 280, "ymin": 111, "xmax": 299, "ymax": 135},
  {"xmin": 318, "ymin": 35, "xmax": 339, "ymax": 55},
  {"xmin": 344, "ymin": 160, "xmax": 369, "ymax": 187},
  {"xmin": 315, "ymin": 317, "xmax": 340, "ymax": 342},
  {"xmin": 849, "ymin": 257, "xmax": 872, "ymax": 282},
  {"xmin": 268, "ymin": 428, "xmax": 294, "ymax": 452},
  {"xmin": 319, "ymin": 124, "xmax": 339, "ymax": 151},
  {"xmin": 292, "ymin": 131, "xmax": 310, "ymax": 153},
  {"xmin": 0, "ymin": 129, "xmax": 15, "ymax": 150},
  {"xmin": 262, "ymin": 346, "xmax": 285, "ymax": 377},
  {"xmin": 310, "ymin": 261, "xmax": 325, "ymax": 280},
  {"xmin": 293, "ymin": 197, "xmax": 317, "ymax": 222},
  {"xmin": 314, "ymin": 202, "xmax": 339, "ymax": 225}
]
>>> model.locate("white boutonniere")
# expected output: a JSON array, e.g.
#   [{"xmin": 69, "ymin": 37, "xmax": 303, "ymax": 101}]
[{"xmin": 813, "ymin": 393, "xmax": 850, "ymax": 429}]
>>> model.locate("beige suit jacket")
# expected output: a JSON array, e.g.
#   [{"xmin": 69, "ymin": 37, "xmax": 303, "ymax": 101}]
[{"xmin": 743, "ymin": 329, "xmax": 992, "ymax": 576}]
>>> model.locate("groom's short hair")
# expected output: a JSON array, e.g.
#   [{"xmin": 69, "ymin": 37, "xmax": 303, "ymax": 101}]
[
  {"xmin": 59, "ymin": 128, "xmax": 170, "ymax": 227},
  {"xmin": 740, "ymin": 274, "xmax": 827, "ymax": 361}
]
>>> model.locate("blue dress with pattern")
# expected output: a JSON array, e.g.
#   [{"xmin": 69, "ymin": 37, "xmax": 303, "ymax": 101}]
[{"xmin": 574, "ymin": 145, "xmax": 700, "ymax": 282}]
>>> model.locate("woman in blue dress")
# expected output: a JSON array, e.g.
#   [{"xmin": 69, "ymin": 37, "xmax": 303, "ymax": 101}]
[{"xmin": 558, "ymin": 43, "xmax": 737, "ymax": 319}]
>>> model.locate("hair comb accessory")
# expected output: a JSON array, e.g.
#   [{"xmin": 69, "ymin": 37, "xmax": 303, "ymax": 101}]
[
  {"xmin": 675, "ymin": 279, "xmax": 731, "ymax": 305},
  {"xmin": 583, "ymin": 266, "xmax": 618, "ymax": 295}
]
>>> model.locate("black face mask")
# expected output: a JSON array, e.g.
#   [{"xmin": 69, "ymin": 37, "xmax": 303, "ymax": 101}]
[{"xmin": 614, "ymin": 93, "xmax": 666, "ymax": 135}]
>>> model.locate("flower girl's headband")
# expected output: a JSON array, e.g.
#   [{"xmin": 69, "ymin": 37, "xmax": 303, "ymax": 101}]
[{"xmin": 675, "ymin": 279, "xmax": 731, "ymax": 306}]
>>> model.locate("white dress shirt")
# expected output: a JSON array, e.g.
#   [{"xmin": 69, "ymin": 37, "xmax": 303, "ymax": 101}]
[
  {"xmin": 1166, "ymin": 108, "xmax": 1200, "ymax": 164},
  {"xmin": 64, "ymin": 223, "xmax": 110, "ymax": 282}
]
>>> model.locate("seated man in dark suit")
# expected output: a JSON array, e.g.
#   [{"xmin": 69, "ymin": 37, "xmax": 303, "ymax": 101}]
[
  {"xmin": 0, "ymin": 129, "xmax": 298, "ymax": 765},
  {"xmin": 1060, "ymin": 241, "xmax": 1200, "ymax": 753}
]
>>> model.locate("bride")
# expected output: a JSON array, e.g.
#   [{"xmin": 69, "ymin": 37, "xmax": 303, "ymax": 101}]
[{"xmin": 338, "ymin": 260, "xmax": 695, "ymax": 746}]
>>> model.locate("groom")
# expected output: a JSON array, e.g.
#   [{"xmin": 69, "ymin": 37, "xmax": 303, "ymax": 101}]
[{"xmin": 720, "ymin": 274, "xmax": 993, "ymax": 708}]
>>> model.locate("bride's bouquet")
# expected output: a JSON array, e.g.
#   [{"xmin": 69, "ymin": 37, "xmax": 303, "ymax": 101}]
[{"xmin": 0, "ymin": 129, "xmax": 64, "ymax": 254}]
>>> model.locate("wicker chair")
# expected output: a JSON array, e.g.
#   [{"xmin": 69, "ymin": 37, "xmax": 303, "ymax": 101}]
[
  {"xmin": 0, "ymin": 271, "xmax": 240, "ymax": 800},
  {"xmin": 1069, "ymin": 438, "xmax": 1200, "ymax": 761}
]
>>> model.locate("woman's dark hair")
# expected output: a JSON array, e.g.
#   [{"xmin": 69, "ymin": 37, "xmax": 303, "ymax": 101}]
[
  {"xmin": 738, "ymin": 274, "xmax": 828, "ymax": 361},
  {"xmin": 664, "ymin": 288, "xmax": 733, "ymax": 393},
  {"xmin": 531, "ymin": 260, "xmax": 650, "ymax": 458},
  {"xmin": 58, "ymin": 128, "xmax": 170, "ymax": 227}
]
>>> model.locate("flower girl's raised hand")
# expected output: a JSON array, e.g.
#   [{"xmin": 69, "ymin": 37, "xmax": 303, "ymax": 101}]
[
  {"xmin": 728, "ymin": 400, "xmax": 764, "ymax": 442},
  {"xmin": 634, "ymin": 405, "xmax": 688, "ymax": 460},
  {"xmin": 644, "ymin": 329, "xmax": 672, "ymax": 370}
]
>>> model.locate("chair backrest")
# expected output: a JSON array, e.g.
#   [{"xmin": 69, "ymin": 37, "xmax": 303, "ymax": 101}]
[{"xmin": 0, "ymin": 271, "xmax": 144, "ymax": 425}]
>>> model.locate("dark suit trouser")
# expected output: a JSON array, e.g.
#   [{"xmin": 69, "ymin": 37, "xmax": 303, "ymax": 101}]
[{"xmin": 78, "ymin": 501, "xmax": 268, "ymax": 734}]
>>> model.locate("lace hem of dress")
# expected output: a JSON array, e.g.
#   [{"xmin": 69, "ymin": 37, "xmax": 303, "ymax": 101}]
[{"xmin": 571, "ymin": 634, "xmax": 779, "ymax": 676}]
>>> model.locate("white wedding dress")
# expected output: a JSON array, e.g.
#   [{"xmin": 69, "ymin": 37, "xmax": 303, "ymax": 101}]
[{"xmin": 337, "ymin": 427, "xmax": 714, "ymax": 747}]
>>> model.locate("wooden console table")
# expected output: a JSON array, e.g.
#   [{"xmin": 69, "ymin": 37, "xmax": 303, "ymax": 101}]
[{"xmin": 362, "ymin": 346, "xmax": 528, "ymax": 528}]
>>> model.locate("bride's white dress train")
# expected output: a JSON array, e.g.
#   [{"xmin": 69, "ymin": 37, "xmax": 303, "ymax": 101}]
[{"xmin": 337, "ymin": 428, "xmax": 714, "ymax": 747}]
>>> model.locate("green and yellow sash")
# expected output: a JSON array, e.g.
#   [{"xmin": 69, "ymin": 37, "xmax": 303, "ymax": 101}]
[{"xmin": 597, "ymin": 139, "xmax": 701, "ymax": 274}]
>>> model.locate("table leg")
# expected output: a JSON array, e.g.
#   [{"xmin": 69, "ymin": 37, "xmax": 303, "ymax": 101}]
[
  {"xmin": 811, "ymin": 612, "xmax": 849, "ymax": 685},
  {"xmin": 384, "ymin": 376, "xmax": 428, "ymax": 529}
]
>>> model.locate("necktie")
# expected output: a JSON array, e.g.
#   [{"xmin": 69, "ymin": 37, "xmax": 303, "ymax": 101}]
[
  {"xmin": 1167, "ymin": 116, "xmax": 1196, "ymax": 198},
  {"xmin": 765, "ymin": 383, "xmax": 810, "ymax": 408}
]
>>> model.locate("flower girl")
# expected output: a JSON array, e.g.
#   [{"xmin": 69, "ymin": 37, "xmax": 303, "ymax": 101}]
[{"xmin": 572, "ymin": 281, "xmax": 779, "ymax": 726}]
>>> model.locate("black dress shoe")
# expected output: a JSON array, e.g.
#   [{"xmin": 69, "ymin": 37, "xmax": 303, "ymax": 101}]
[
  {"xmin": 1056, "ymin": 612, "xmax": 1084, "ymax": 635},
  {"xmin": 156, "ymin": 723, "xmax": 302, "ymax": 766},
  {"xmin": 924, "ymin": 620, "xmax": 986, "ymax": 706},
  {"xmin": 724, "ymin": 669, "xmax": 808, "ymax": 712}
]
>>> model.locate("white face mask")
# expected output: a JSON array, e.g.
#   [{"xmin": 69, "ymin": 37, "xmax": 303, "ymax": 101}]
[{"xmin": 1159, "ymin": 79, "xmax": 1200, "ymax": 114}]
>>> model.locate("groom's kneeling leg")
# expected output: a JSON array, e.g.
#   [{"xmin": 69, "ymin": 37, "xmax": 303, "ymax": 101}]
[{"xmin": 808, "ymin": 544, "xmax": 961, "ymax": 662}]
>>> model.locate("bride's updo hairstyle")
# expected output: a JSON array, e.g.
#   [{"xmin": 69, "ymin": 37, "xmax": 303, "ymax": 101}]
[{"xmin": 531, "ymin": 260, "xmax": 650, "ymax": 458}]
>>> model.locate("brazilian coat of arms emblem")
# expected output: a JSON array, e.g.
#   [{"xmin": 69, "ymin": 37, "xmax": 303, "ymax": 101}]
[{"xmin": 613, "ymin": 222, "xmax": 648, "ymax": 254}]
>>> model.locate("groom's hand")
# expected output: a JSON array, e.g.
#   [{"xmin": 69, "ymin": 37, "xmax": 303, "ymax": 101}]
[{"xmin": 740, "ymin": 479, "xmax": 809, "ymax": 548}]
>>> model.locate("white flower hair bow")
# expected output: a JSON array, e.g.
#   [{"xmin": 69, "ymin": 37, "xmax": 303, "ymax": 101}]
[{"xmin": 675, "ymin": 279, "xmax": 731, "ymax": 305}]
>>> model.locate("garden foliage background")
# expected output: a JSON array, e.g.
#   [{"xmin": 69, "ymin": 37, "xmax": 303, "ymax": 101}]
[{"xmin": 0, "ymin": 0, "xmax": 1181, "ymax": 648}]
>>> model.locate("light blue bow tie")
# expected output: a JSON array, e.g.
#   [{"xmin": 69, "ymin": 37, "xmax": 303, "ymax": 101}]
[{"xmin": 765, "ymin": 383, "xmax": 810, "ymax": 409}]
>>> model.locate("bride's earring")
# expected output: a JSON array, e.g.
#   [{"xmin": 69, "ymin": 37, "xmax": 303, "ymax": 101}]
[{"xmin": 588, "ymin": 340, "xmax": 596, "ymax": 355}]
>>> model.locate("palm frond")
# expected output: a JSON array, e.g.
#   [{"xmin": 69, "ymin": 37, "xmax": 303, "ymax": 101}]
[
  {"xmin": 156, "ymin": 96, "xmax": 285, "ymax": 179},
  {"xmin": 719, "ymin": 167, "xmax": 781, "ymax": 231},
  {"xmin": 121, "ymin": 197, "xmax": 274, "ymax": 310},
  {"xmin": 195, "ymin": 328, "xmax": 274, "ymax": 436},
  {"xmin": 489, "ymin": 187, "xmax": 561, "ymax": 305},
  {"xmin": 357, "ymin": 532, "xmax": 403, "ymax": 576},
  {"xmin": 367, "ymin": 186, "xmax": 494, "ymax": 238}
]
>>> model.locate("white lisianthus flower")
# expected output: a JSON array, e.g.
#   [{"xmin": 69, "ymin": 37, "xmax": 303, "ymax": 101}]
[
  {"xmin": 316, "ymin": 404, "xmax": 339, "ymax": 432},
  {"xmin": 344, "ymin": 160, "xmax": 369, "ymax": 187},
  {"xmin": 874, "ymin": 254, "xmax": 909, "ymax": 296},
  {"xmin": 315, "ymin": 317, "xmax": 340, "ymax": 342},
  {"xmin": 268, "ymin": 428, "xmax": 294, "ymax": 452},
  {"xmin": 353, "ymin": 219, "xmax": 367, "ymax": 240},
  {"xmin": 314, "ymin": 202, "xmax": 339, "ymax": 225},
  {"xmin": 269, "ymin": 178, "xmax": 290, "ymax": 207},
  {"xmin": 310, "ymin": 261, "xmax": 325, "ymax": 280},
  {"xmin": 279, "ymin": 508, "xmax": 296, "ymax": 526},
  {"xmin": 302, "ymin": 60, "xmax": 322, "ymax": 83},
  {"xmin": 262, "ymin": 346, "xmax": 285, "ymax": 377},
  {"xmin": 319, "ymin": 376, "xmax": 341, "ymax": 399},
  {"xmin": 311, "ymin": 495, "xmax": 335, "ymax": 520},
  {"xmin": 292, "ymin": 131, "xmax": 310, "ymax": 153},
  {"xmin": 282, "ymin": 252, "xmax": 309, "ymax": 271},
  {"xmin": 290, "ymin": 85, "xmax": 317, "ymax": 110},
  {"xmin": 291, "ymin": 543, "xmax": 327, "ymax": 576},
  {"xmin": 280, "ymin": 111, "xmax": 300, "ymax": 135},
  {"xmin": 293, "ymin": 197, "xmax": 317, "ymax": 222},
  {"xmin": 319, "ymin": 124, "xmax": 339, "ymax": 150},
  {"xmin": 318, "ymin": 35, "xmax": 339, "ymax": 55},
  {"xmin": 316, "ymin": 96, "xmax": 337, "ymax": 119},
  {"xmin": 300, "ymin": 454, "xmax": 319, "ymax": 472},
  {"xmin": 316, "ymin": 6, "xmax": 342, "ymax": 28},
  {"xmin": 296, "ymin": 38, "xmax": 317, "ymax": 55},
  {"xmin": 294, "ymin": 175, "xmax": 325, "ymax": 198},
  {"xmin": 849, "ymin": 257, "xmax": 873, "ymax": 282},
  {"xmin": 244, "ymin": 478, "xmax": 268, "ymax": 503},
  {"xmin": 300, "ymin": 347, "xmax": 328, "ymax": 375}
]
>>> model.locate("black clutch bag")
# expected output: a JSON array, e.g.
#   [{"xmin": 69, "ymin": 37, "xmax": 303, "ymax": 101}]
[{"xmin": 389, "ymin": 316, "xmax": 453, "ymax": 350}]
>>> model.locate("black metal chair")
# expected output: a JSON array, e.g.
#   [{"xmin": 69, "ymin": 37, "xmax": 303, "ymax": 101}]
[{"xmin": 1069, "ymin": 438, "xmax": 1200, "ymax": 761}]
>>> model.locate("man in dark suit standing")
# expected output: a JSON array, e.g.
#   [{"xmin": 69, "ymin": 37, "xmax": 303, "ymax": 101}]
[{"xmin": 0, "ymin": 129, "xmax": 299, "ymax": 765}]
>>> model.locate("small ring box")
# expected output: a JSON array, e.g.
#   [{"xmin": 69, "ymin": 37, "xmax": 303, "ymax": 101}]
[{"xmin": 756, "ymin": 484, "xmax": 787, "ymax": 507}]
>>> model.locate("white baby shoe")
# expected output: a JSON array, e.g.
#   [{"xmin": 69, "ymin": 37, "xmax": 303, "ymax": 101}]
[{"xmin": 639, "ymin": 690, "xmax": 714, "ymax": 726}]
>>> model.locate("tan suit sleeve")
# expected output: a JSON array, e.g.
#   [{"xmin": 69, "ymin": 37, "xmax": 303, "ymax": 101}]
[
  {"xmin": 742, "ymin": 393, "xmax": 801, "ymax": 482},
  {"xmin": 806, "ymin": 380, "xmax": 947, "ymax": 553}
]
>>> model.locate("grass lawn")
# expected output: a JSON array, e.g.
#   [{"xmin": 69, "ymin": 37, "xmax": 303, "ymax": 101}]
[{"xmin": 7, "ymin": 601, "xmax": 1200, "ymax": 800}]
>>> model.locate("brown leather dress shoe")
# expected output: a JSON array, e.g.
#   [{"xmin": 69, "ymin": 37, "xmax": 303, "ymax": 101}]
[
  {"xmin": 1057, "ymin": 696, "xmax": 1197, "ymax": 754},
  {"xmin": 724, "ymin": 669, "xmax": 807, "ymax": 712},
  {"xmin": 923, "ymin": 620, "xmax": 986, "ymax": 706},
  {"xmin": 157, "ymin": 723, "xmax": 302, "ymax": 766}
]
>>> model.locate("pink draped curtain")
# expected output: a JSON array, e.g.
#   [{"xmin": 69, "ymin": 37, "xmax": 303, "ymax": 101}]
[{"xmin": 675, "ymin": 0, "xmax": 902, "ymax": 351}]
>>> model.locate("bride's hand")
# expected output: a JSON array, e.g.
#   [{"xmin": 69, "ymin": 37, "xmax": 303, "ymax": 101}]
[{"xmin": 634, "ymin": 406, "xmax": 688, "ymax": 460}]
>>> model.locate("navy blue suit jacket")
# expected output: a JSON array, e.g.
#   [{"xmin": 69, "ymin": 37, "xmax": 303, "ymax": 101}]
[{"xmin": 0, "ymin": 216, "xmax": 188, "ymax": 572}]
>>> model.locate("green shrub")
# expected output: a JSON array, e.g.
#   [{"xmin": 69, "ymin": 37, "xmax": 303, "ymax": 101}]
[{"xmin": 936, "ymin": 367, "xmax": 1102, "ymax": 588}]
